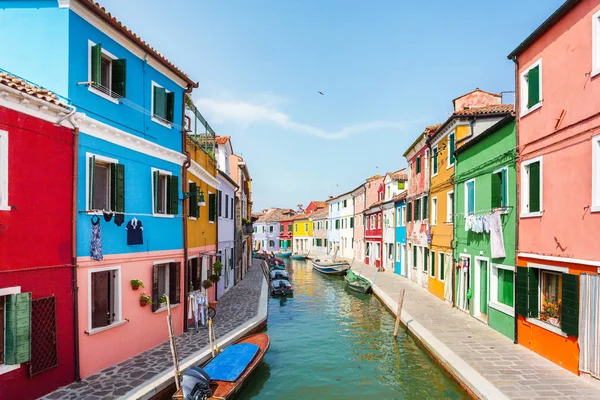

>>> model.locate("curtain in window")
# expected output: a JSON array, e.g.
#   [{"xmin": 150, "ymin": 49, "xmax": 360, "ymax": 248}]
[{"xmin": 579, "ymin": 273, "xmax": 600, "ymax": 379}]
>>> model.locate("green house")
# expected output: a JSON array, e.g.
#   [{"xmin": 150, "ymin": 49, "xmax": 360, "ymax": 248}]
[{"xmin": 454, "ymin": 116, "xmax": 517, "ymax": 340}]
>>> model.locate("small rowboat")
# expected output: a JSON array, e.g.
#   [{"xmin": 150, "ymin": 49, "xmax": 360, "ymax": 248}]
[
  {"xmin": 270, "ymin": 279, "xmax": 293, "ymax": 296},
  {"xmin": 269, "ymin": 264, "xmax": 285, "ymax": 271},
  {"xmin": 174, "ymin": 333, "xmax": 270, "ymax": 400},
  {"xmin": 291, "ymin": 254, "xmax": 308, "ymax": 260},
  {"xmin": 344, "ymin": 270, "xmax": 372, "ymax": 294},
  {"xmin": 276, "ymin": 251, "xmax": 292, "ymax": 257},
  {"xmin": 311, "ymin": 259, "xmax": 350, "ymax": 275}
]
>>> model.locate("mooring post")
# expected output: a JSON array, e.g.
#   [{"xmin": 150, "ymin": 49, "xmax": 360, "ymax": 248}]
[{"xmin": 393, "ymin": 289, "xmax": 406, "ymax": 338}]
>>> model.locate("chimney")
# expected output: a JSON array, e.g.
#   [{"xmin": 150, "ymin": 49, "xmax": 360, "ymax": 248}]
[{"xmin": 453, "ymin": 88, "xmax": 501, "ymax": 112}]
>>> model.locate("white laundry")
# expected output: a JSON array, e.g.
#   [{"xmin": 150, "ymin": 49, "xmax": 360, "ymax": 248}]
[{"xmin": 490, "ymin": 211, "xmax": 506, "ymax": 258}]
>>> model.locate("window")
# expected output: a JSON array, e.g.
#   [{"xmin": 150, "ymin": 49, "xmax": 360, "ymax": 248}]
[
  {"xmin": 492, "ymin": 168, "xmax": 508, "ymax": 209},
  {"xmin": 335, "ymin": 219, "xmax": 340, "ymax": 230},
  {"xmin": 447, "ymin": 191, "xmax": 454, "ymax": 223},
  {"xmin": 521, "ymin": 157, "xmax": 542, "ymax": 217},
  {"xmin": 88, "ymin": 154, "xmax": 124, "ymax": 212},
  {"xmin": 217, "ymin": 191, "xmax": 222, "ymax": 218},
  {"xmin": 593, "ymin": 10, "xmax": 600, "ymax": 76},
  {"xmin": 407, "ymin": 202, "xmax": 412, "ymax": 223},
  {"xmin": 337, "ymin": 203, "xmax": 340, "ymax": 211},
  {"xmin": 231, "ymin": 198, "xmax": 234, "ymax": 220},
  {"xmin": 262, "ymin": 226, "xmax": 265, "ymax": 233},
  {"xmin": 152, "ymin": 262, "xmax": 181, "ymax": 311},
  {"xmin": 540, "ymin": 271, "xmax": 561, "ymax": 327},
  {"xmin": 208, "ymin": 192, "xmax": 216, "ymax": 222},
  {"xmin": 305, "ymin": 223, "xmax": 308, "ymax": 231},
  {"xmin": 225, "ymin": 194, "xmax": 229, "ymax": 218},
  {"xmin": 377, "ymin": 214, "xmax": 381, "ymax": 229},
  {"xmin": 416, "ymin": 156, "xmax": 421, "ymax": 174},
  {"xmin": 396, "ymin": 207, "xmax": 402, "ymax": 227},
  {"xmin": 424, "ymin": 248, "xmax": 428, "ymax": 272},
  {"xmin": 396, "ymin": 243, "xmax": 401, "ymax": 262},
  {"xmin": 280, "ymin": 225, "xmax": 284, "ymax": 232},
  {"xmin": 350, "ymin": 217, "xmax": 354, "ymax": 228},
  {"xmin": 343, "ymin": 199, "xmax": 347, "ymax": 207},
  {"xmin": 432, "ymin": 146, "xmax": 438, "ymax": 176},
  {"xmin": 401, "ymin": 206, "xmax": 406, "ymax": 226},
  {"xmin": 152, "ymin": 81, "xmax": 175, "ymax": 126},
  {"xmin": 324, "ymin": 239, "xmax": 328, "ymax": 247},
  {"xmin": 375, "ymin": 243, "xmax": 381, "ymax": 260},
  {"xmin": 430, "ymin": 250, "xmax": 436, "ymax": 277},
  {"xmin": 465, "ymin": 180, "xmax": 475, "ymax": 216},
  {"xmin": 413, "ymin": 246, "xmax": 417, "ymax": 269},
  {"xmin": 431, "ymin": 197, "xmax": 437, "ymax": 225},
  {"xmin": 269, "ymin": 240, "xmax": 274, "ymax": 247},
  {"xmin": 326, "ymin": 221, "xmax": 329, "ymax": 230},
  {"xmin": 448, "ymin": 132, "xmax": 455, "ymax": 167},
  {"xmin": 520, "ymin": 59, "xmax": 542, "ymax": 115},
  {"xmin": 491, "ymin": 265, "xmax": 514, "ymax": 311},
  {"xmin": 388, "ymin": 243, "xmax": 393, "ymax": 260},
  {"xmin": 0, "ymin": 288, "xmax": 31, "ymax": 370},
  {"xmin": 188, "ymin": 182, "xmax": 199, "ymax": 218},
  {"xmin": 90, "ymin": 267, "xmax": 121, "ymax": 329},
  {"xmin": 414, "ymin": 198, "xmax": 421, "ymax": 221},
  {"xmin": 422, "ymin": 195, "xmax": 428, "ymax": 220},
  {"xmin": 153, "ymin": 169, "xmax": 178, "ymax": 215},
  {"xmin": 268, "ymin": 225, "xmax": 273, "ymax": 233},
  {"xmin": 439, "ymin": 252, "xmax": 445, "ymax": 281},
  {"xmin": 295, "ymin": 224, "xmax": 298, "ymax": 232},
  {"xmin": 89, "ymin": 42, "xmax": 126, "ymax": 101},
  {"xmin": 0, "ymin": 130, "xmax": 7, "ymax": 210},
  {"xmin": 288, "ymin": 224, "xmax": 293, "ymax": 232}
]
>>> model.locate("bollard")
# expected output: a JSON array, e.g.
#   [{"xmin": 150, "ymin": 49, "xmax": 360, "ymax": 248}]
[{"xmin": 393, "ymin": 289, "xmax": 406, "ymax": 338}]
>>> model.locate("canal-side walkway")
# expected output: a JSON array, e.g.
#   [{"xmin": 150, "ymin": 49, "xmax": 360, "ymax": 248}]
[
  {"xmin": 350, "ymin": 261, "xmax": 600, "ymax": 400},
  {"xmin": 42, "ymin": 261, "xmax": 267, "ymax": 400}
]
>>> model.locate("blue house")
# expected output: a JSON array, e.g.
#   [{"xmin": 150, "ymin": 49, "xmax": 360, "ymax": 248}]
[
  {"xmin": 0, "ymin": 0, "xmax": 199, "ymax": 377},
  {"xmin": 394, "ymin": 193, "xmax": 407, "ymax": 276}
]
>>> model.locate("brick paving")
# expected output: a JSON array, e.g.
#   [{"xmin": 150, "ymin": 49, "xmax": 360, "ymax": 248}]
[
  {"xmin": 42, "ymin": 262, "xmax": 265, "ymax": 400},
  {"xmin": 351, "ymin": 260, "xmax": 600, "ymax": 400}
]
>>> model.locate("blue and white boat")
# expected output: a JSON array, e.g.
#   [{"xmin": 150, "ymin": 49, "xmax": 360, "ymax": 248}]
[{"xmin": 311, "ymin": 259, "xmax": 350, "ymax": 275}]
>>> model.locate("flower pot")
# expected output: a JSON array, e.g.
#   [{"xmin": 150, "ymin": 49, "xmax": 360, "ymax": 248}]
[
  {"xmin": 549, "ymin": 317, "xmax": 559, "ymax": 326},
  {"xmin": 132, "ymin": 284, "xmax": 140, "ymax": 291},
  {"xmin": 208, "ymin": 301, "xmax": 218, "ymax": 309},
  {"xmin": 140, "ymin": 299, "xmax": 149, "ymax": 307}
]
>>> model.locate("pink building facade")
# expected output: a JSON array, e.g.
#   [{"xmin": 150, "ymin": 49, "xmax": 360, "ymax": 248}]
[{"xmin": 509, "ymin": 0, "xmax": 600, "ymax": 376}]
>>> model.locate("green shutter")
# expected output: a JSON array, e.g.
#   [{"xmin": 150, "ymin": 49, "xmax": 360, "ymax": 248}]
[
  {"xmin": 167, "ymin": 175, "xmax": 179, "ymax": 215},
  {"xmin": 527, "ymin": 66, "xmax": 540, "ymax": 108},
  {"xmin": 111, "ymin": 59, "xmax": 126, "ymax": 97},
  {"xmin": 416, "ymin": 156, "xmax": 421, "ymax": 174},
  {"xmin": 561, "ymin": 274, "xmax": 579, "ymax": 337},
  {"xmin": 423, "ymin": 196, "xmax": 428, "ymax": 220},
  {"xmin": 439, "ymin": 254, "xmax": 445, "ymax": 280},
  {"xmin": 88, "ymin": 155, "xmax": 96, "ymax": 210},
  {"xmin": 480, "ymin": 262, "xmax": 488, "ymax": 315},
  {"xmin": 91, "ymin": 44, "xmax": 102, "ymax": 84},
  {"xmin": 166, "ymin": 91, "xmax": 175, "ymax": 123},
  {"xmin": 414, "ymin": 199, "xmax": 420, "ymax": 221},
  {"xmin": 5, "ymin": 292, "xmax": 31, "ymax": 365},
  {"xmin": 431, "ymin": 251, "xmax": 436, "ymax": 277},
  {"xmin": 491, "ymin": 172, "xmax": 501, "ymax": 209},
  {"xmin": 189, "ymin": 182, "xmax": 198, "ymax": 217},
  {"xmin": 515, "ymin": 267, "xmax": 529, "ymax": 317},
  {"xmin": 501, "ymin": 169, "xmax": 508, "ymax": 207},
  {"xmin": 110, "ymin": 163, "xmax": 125, "ymax": 212},
  {"xmin": 153, "ymin": 170, "xmax": 160, "ymax": 213},
  {"xmin": 527, "ymin": 268, "xmax": 539, "ymax": 318},
  {"xmin": 433, "ymin": 148, "xmax": 438, "ymax": 174},
  {"xmin": 424, "ymin": 248, "xmax": 429, "ymax": 272},
  {"xmin": 153, "ymin": 86, "xmax": 166, "ymax": 119},
  {"xmin": 413, "ymin": 246, "xmax": 417, "ymax": 269},
  {"xmin": 528, "ymin": 162, "xmax": 540, "ymax": 213},
  {"xmin": 350, "ymin": 217, "xmax": 354, "ymax": 228},
  {"xmin": 449, "ymin": 134, "xmax": 455, "ymax": 165},
  {"xmin": 498, "ymin": 269, "xmax": 514, "ymax": 307},
  {"xmin": 407, "ymin": 202, "xmax": 412, "ymax": 222},
  {"xmin": 208, "ymin": 193, "xmax": 216, "ymax": 222}
]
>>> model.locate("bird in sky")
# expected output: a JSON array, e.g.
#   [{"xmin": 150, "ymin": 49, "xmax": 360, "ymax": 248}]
[{"xmin": 318, "ymin": 91, "xmax": 324, "ymax": 95}]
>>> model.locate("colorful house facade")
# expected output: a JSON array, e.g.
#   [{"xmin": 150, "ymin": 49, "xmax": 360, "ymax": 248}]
[
  {"xmin": 253, "ymin": 209, "xmax": 283, "ymax": 252},
  {"xmin": 454, "ymin": 116, "xmax": 517, "ymax": 340},
  {"xmin": 293, "ymin": 214, "xmax": 313, "ymax": 254},
  {"xmin": 326, "ymin": 196, "xmax": 342, "ymax": 254},
  {"xmin": 311, "ymin": 207, "xmax": 329, "ymax": 255},
  {"xmin": 229, "ymin": 153, "xmax": 252, "ymax": 284},
  {"xmin": 508, "ymin": 0, "xmax": 600, "ymax": 375},
  {"xmin": 278, "ymin": 214, "xmax": 294, "ymax": 251},
  {"xmin": 382, "ymin": 170, "xmax": 407, "ymax": 271},
  {"xmin": 338, "ymin": 192, "xmax": 355, "ymax": 259},
  {"xmin": 0, "ymin": 74, "xmax": 76, "ymax": 398},
  {"xmin": 351, "ymin": 183, "xmax": 367, "ymax": 261},
  {"xmin": 365, "ymin": 183, "xmax": 385, "ymax": 268},
  {"xmin": 394, "ymin": 192, "xmax": 408, "ymax": 276}
]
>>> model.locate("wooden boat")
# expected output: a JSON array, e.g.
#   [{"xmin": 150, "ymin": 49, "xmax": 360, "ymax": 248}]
[
  {"xmin": 344, "ymin": 270, "xmax": 372, "ymax": 294},
  {"xmin": 276, "ymin": 251, "xmax": 292, "ymax": 257},
  {"xmin": 291, "ymin": 253, "xmax": 308, "ymax": 260},
  {"xmin": 270, "ymin": 269, "xmax": 289, "ymax": 281},
  {"xmin": 270, "ymin": 279, "xmax": 293, "ymax": 296},
  {"xmin": 311, "ymin": 259, "xmax": 350, "ymax": 275},
  {"xmin": 268, "ymin": 257, "xmax": 284, "ymax": 266},
  {"xmin": 174, "ymin": 333, "xmax": 270, "ymax": 400},
  {"xmin": 269, "ymin": 264, "xmax": 285, "ymax": 271}
]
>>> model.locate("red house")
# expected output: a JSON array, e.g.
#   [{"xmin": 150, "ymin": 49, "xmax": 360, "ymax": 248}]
[
  {"xmin": 278, "ymin": 210, "xmax": 296, "ymax": 250},
  {"xmin": 0, "ymin": 73, "xmax": 76, "ymax": 399},
  {"xmin": 364, "ymin": 184, "xmax": 384, "ymax": 268},
  {"xmin": 304, "ymin": 200, "xmax": 327, "ymax": 214}
]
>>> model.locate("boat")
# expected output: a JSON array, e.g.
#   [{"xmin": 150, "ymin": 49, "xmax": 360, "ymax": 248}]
[
  {"xmin": 269, "ymin": 264, "xmax": 285, "ymax": 271},
  {"xmin": 174, "ymin": 333, "xmax": 270, "ymax": 400},
  {"xmin": 276, "ymin": 251, "xmax": 292, "ymax": 257},
  {"xmin": 252, "ymin": 251, "xmax": 266, "ymax": 260},
  {"xmin": 270, "ymin": 279, "xmax": 293, "ymax": 296},
  {"xmin": 311, "ymin": 259, "xmax": 350, "ymax": 275},
  {"xmin": 268, "ymin": 257, "xmax": 284, "ymax": 266},
  {"xmin": 291, "ymin": 253, "xmax": 308, "ymax": 260},
  {"xmin": 269, "ymin": 269, "xmax": 289, "ymax": 281},
  {"xmin": 344, "ymin": 270, "xmax": 372, "ymax": 294}
]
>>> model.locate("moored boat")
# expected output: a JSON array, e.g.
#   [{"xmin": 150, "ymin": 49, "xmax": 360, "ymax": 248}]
[
  {"xmin": 291, "ymin": 253, "xmax": 308, "ymax": 260},
  {"xmin": 276, "ymin": 251, "xmax": 292, "ymax": 257},
  {"xmin": 344, "ymin": 270, "xmax": 372, "ymax": 294},
  {"xmin": 311, "ymin": 259, "xmax": 350, "ymax": 275},
  {"xmin": 174, "ymin": 333, "xmax": 270, "ymax": 400},
  {"xmin": 270, "ymin": 269, "xmax": 289, "ymax": 281},
  {"xmin": 270, "ymin": 278, "xmax": 293, "ymax": 296}
]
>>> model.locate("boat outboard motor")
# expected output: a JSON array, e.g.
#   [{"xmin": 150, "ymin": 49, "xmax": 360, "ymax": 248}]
[{"xmin": 181, "ymin": 366, "xmax": 212, "ymax": 400}]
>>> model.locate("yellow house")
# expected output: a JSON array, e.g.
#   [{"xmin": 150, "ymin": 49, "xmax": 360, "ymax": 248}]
[{"xmin": 292, "ymin": 214, "xmax": 313, "ymax": 254}]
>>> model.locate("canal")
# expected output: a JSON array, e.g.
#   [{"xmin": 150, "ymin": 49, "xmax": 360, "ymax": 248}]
[{"xmin": 238, "ymin": 259, "xmax": 469, "ymax": 399}]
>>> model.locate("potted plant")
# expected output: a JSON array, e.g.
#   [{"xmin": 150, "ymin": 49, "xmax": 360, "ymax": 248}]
[
  {"xmin": 540, "ymin": 296, "xmax": 561, "ymax": 327},
  {"xmin": 159, "ymin": 294, "xmax": 168, "ymax": 308},
  {"xmin": 130, "ymin": 278, "xmax": 144, "ymax": 290},
  {"xmin": 213, "ymin": 260, "xmax": 223, "ymax": 277},
  {"xmin": 139, "ymin": 293, "xmax": 151, "ymax": 307},
  {"xmin": 202, "ymin": 279, "xmax": 213, "ymax": 290}
]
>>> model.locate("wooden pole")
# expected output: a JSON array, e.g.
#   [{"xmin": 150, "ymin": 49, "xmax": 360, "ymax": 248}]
[
  {"xmin": 208, "ymin": 319, "xmax": 215, "ymax": 357},
  {"xmin": 393, "ymin": 289, "xmax": 406, "ymax": 338},
  {"xmin": 166, "ymin": 297, "xmax": 181, "ymax": 391}
]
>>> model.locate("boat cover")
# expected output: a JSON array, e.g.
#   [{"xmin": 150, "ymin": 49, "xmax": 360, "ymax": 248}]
[{"xmin": 203, "ymin": 343, "xmax": 260, "ymax": 382}]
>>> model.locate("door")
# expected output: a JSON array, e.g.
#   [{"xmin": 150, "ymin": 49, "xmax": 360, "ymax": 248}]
[
  {"xmin": 474, "ymin": 258, "xmax": 489, "ymax": 321},
  {"xmin": 402, "ymin": 245, "xmax": 408, "ymax": 278},
  {"xmin": 580, "ymin": 273, "xmax": 600, "ymax": 379},
  {"xmin": 456, "ymin": 258, "xmax": 469, "ymax": 312}
]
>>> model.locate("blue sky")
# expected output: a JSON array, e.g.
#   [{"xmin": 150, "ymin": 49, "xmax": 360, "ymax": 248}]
[{"xmin": 99, "ymin": 0, "xmax": 565, "ymax": 211}]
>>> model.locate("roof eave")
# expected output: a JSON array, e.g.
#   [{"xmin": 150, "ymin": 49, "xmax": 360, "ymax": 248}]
[{"xmin": 454, "ymin": 114, "xmax": 515, "ymax": 157}]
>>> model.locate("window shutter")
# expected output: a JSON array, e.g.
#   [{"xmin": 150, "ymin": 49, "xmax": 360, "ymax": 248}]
[
  {"xmin": 111, "ymin": 59, "xmax": 127, "ymax": 97},
  {"xmin": 440, "ymin": 255, "xmax": 445, "ymax": 280},
  {"xmin": 414, "ymin": 199, "xmax": 420, "ymax": 221},
  {"xmin": 431, "ymin": 251, "xmax": 436, "ymax": 276},
  {"xmin": 350, "ymin": 217, "xmax": 354, "ymax": 228},
  {"xmin": 110, "ymin": 163, "xmax": 125, "ymax": 212},
  {"xmin": 528, "ymin": 162, "xmax": 540, "ymax": 213},
  {"xmin": 218, "ymin": 191, "xmax": 222, "ymax": 218},
  {"xmin": 423, "ymin": 196, "xmax": 428, "ymax": 220},
  {"xmin": 413, "ymin": 247, "xmax": 417, "ymax": 268},
  {"xmin": 169, "ymin": 262, "xmax": 181, "ymax": 305},
  {"xmin": 416, "ymin": 156, "xmax": 421, "ymax": 174},
  {"xmin": 189, "ymin": 182, "xmax": 198, "ymax": 217},
  {"xmin": 561, "ymin": 273, "xmax": 579, "ymax": 337},
  {"xmin": 4, "ymin": 292, "xmax": 31, "ymax": 365},
  {"xmin": 153, "ymin": 170, "xmax": 160, "ymax": 213},
  {"xmin": 208, "ymin": 193, "xmax": 216, "ymax": 221},
  {"xmin": 527, "ymin": 66, "xmax": 540, "ymax": 108},
  {"xmin": 433, "ymin": 149, "xmax": 438, "ymax": 174},
  {"xmin": 491, "ymin": 172, "xmax": 501, "ymax": 208},
  {"xmin": 153, "ymin": 86, "xmax": 166, "ymax": 119},
  {"xmin": 449, "ymin": 134, "xmax": 455, "ymax": 164},
  {"xmin": 424, "ymin": 248, "xmax": 429, "ymax": 272},
  {"xmin": 91, "ymin": 44, "xmax": 102, "ymax": 84},
  {"xmin": 527, "ymin": 268, "xmax": 539, "ymax": 318},
  {"xmin": 167, "ymin": 175, "xmax": 179, "ymax": 215},
  {"xmin": 501, "ymin": 169, "xmax": 507, "ymax": 207},
  {"xmin": 407, "ymin": 202, "xmax": 412, "ymax": 222},
  {"xmin": 88, "ymin": 155, "xmax": 96, "ymax": 210},
  {"xmin": 152, "ymin": 264, "xmax": 159, "ymax": 312},
  {"xmin": 467, "ymin": 182, "xmax": 475, "ymax": 215},
  {"xmin": 515, "ymin": 267, "xmax": 529, "ymax": 317},
  {"xmin": 166, "ymin": 91, "xmax": 175, "ymax": 123}
]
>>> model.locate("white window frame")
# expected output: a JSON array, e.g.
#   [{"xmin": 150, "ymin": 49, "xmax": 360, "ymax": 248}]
[
  {"xmin": 151, "ymin": 167, "xmax": 174, "ymax": 218},
  {"xmin": 431, "ymin": 197, "xmax": 437, "ymax": 226},
  {"xmin": 86, "ymin": 152, "xmax": 119, "ymax": 214},
  {"xmin": 593, "ymin": 10, "xmax": 600, "ymax": 77},
  {"xmin": 520, "ymin": 58, "xmax": 543, "ymax": 117},
  {"xmin": 438, "ymin": 252, "xmax": 445, "ymax": 281},
  {"xmin": 87, "ymin": 40, "xmax": 119, "ymax": 105},
  {"xmin": 0, "ymin": 286, "xmax": 21, "ymax": 375},
  {"xmin": 151, "ymin": 81, "xmax": 172, "ymax": 129},
  {"xmin": 446, "ymin": 190, "xmax": 454, "ymax": 223},
  {"xmin": 520, "ymin": 156, "xmax": 543, "ymax": 218},
  {"xmin": 464, "ymin": 179, "xmax": 475, "ymax": 216},
  {"xmin": 432, "ymin": 145, "xmax": 438, "ymax": 177},
  {"xmin": 525, "ymin": 265, "xmax": 568, "ymax": 337},
  {"xmin": 447, "ymin": 131, "xmax": 455, "ymax": 169},
  {"xmin": 87, "ymin": 265, "xmax": 124, "ymax": 335},
  {"xmin": 592, "ymin": 134, "xmax": 600, "ymax": 212},
  {"xmin": 396, "ymin": 207, "xmax": 402, "ymax": 227},
  {"xmin": 0, "ymin": 130, "xmax": 9, "ymax": 211},
  {"xmin": 492, "ymin": 166, "xmax": 510, "ymax": 211},
  {"xmin": 401, "ymin": 205, "xmax": 406, "ymax": 226},
  {"xmin": 489, "ymin": 264, "xmax": 515, "ymax": 317}
]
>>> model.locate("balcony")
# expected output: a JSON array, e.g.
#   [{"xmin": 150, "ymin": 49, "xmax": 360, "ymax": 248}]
[{"xmin": 242, "ymin": 223, "xmax": 253, "ymax": 236}]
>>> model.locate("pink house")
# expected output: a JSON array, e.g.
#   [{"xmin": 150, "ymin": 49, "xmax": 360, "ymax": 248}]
[
  {"xmin": 508, "ymin": 0, "xmax": 600, "ymax": 376},
  {"xmin": 352, "ymin": 176, "xmax": 383, "ymax": 262}
]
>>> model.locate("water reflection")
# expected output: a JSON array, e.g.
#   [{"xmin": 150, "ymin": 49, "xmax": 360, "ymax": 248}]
[{"xmin": 240, "ymin": 259, "xmax": 468, "ymax": 400}]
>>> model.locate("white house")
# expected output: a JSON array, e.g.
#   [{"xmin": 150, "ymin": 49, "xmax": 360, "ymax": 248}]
[{"xmin": 338, "ymin": 191, "xmax": 354, "ymax": 260}]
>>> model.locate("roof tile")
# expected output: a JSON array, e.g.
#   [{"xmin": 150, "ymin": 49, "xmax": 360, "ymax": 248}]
[
  {"xmin": 0, "ymin": 72, "xmax": 66, "ymax": 108},
  {"xmin": 452, "ymin": 104, "xmax": 514, "ymax": 117}
]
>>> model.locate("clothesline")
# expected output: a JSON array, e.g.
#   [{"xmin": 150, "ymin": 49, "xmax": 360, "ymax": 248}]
[
  {"xmin": 78, "ymin": 210, "xmax": 187, "ymax": 218},
  {"xmin": 453, "ymin": 205, "xmax": 513, "ymax": 218}
]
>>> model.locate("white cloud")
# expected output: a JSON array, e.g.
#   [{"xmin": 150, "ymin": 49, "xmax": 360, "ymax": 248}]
[{"xmin": 193, "ymin": 97, "xmax": 419, "ymax": 140}]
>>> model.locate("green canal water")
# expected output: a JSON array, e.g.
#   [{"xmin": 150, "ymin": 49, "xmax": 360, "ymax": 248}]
[{"xmin": 238, "ymin": 260, "xmax": 469, "ymax": 400}]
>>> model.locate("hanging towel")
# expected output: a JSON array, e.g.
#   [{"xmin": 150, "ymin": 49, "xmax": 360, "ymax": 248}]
[
  {"xmin": 490, "ymin": 211, "xmax": 506, "ymax": 258},
  {"xmin": 90, "ymin": 216, "xmax": 103, "ymax": 261},
  {"xmin": 483, "ymin": 214, "xmax": 491, "ymax": 233}
]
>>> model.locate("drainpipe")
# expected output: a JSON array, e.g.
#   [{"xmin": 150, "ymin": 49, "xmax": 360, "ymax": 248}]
[
  {"xmin": 512, "ymin": 55, "xmax": 520, "ymax": 345},
  {"xmin": 182, "ymin": 88, "xmax": 193, "ymax": 332},
  {"xmin": 56, "ymin": 106, "xmax": 81, "ymax": 381}
]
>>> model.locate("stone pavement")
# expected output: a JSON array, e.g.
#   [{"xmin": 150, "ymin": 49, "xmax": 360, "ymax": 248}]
[
  {"xmin": 351, "ymin": 260, "xmax": 600, "ymax": 400},
  {"xmin": 42, "ymin": 262, "xmax": 265, "ymax": 400}
]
